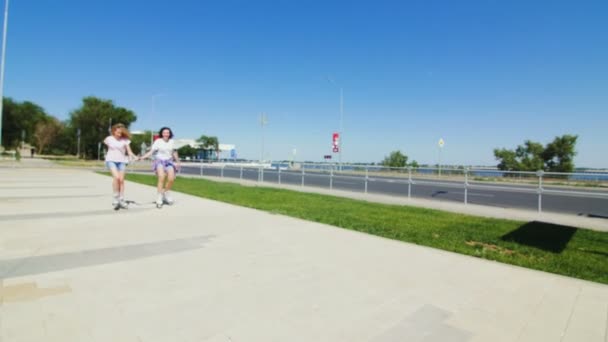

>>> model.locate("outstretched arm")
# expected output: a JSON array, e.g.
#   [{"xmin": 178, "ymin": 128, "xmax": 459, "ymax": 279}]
[
  {"xmin": 140, "ymin": 148, "xmax": 155, "ymax": 160},
  {"xmin": 126, "ymin": 144, "xmax": 138, "ymax": 160}
]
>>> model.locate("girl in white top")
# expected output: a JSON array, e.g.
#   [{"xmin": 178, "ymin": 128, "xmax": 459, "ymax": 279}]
[
  {"xmin": 141, "ymin": 126, "xmax": 181, "ymax": 206},
  {"xmin": 104, "ymin": 123, "xmax": 137, "ymax": 208}
]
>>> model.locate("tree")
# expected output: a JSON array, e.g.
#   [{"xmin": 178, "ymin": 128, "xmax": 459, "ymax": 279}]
[
  {"xmin": 381, "ymin": 150, "xmax": 408, "ymax": 168},
  {"xmin": 2, "ymin": 98, "xmax": 50, "ymax": 148},
  {"xmin": 494, "ymin": 135, "xmax": 578, "ymax": 172},
  {"xmin": 197, "ymin": 135, "xmax": 220, "ymax": 160},
  {"xmin": 68, "ymin": 97, "xmax": 137, "ymax": 159},
  {"xmin": 493, "ymin": 148, "xmax": 519, "ymax": 171},
  {"xmin": 48, "ymin": 122, "xmax": 75, "ymax": 155},
  {"xmin": 129, "ymin": 131, "xmax": 152, "ymax": 156},
  {"xmin": 410, "ymin": 160, "xmax": 419, "ymax": 168},
  {"xmin": 516, "ymin": 140, "xmax": 544, "ymax": 171},
  {"xmin": 543, "ymin": 135, "xmax": 578, "ymax": 173},
  {"xmin": 34, "ymin": 117, "xmax": 63, "ymax": 154},
  {"xmin": 178, "ymin": 145, "xmax": 198, "ymax": 158}
]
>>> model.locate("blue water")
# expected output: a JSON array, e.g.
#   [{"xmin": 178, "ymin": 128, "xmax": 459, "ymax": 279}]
[
  {"xmin": 268, "ymin": 163, "xmax": 608, "ymax": 181},
  {"xmin": 570, "ymin": 174, "xmax": 608, "ymax": 181}
]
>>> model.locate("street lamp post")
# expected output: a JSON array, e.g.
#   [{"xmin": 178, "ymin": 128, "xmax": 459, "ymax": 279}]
[
  {"xmin": 438, "ymin": 138, "xmax": 445, "ymax": 177},
  {"xmin": 0, "ymin": 0, "xmax": 10, "ymax": 148},
  {"xmin": 258, "ymin": 113, "xmax": 268, "ymax": 182},
  {"xmin": 327, "ymin": 78, "xmax": 344, "ymax": 170},
  {"xmin": 339, "ymin": 87, "xmax": 343, "ymax": 170},
  {"xmin": 76, "ymin": 128, "xmax": 81, "ymax": 159},
  {"xmin": 259, "ymin": 112, "xmax": 267, "ymax": 163},
  {"xmin": 150, "ymin": 93, "xmax": 165, "ymax": 147}
]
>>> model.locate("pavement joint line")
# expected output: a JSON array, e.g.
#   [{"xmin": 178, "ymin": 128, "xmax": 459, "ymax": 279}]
[
  {"xmin": 605, "ymin": 303, "xmax": 608, "ymax": 342},
  {"xmin": 559, "ymin": 286, "xmax": 582, "ymax": 342},
  {"xmin": 515, "ymin": 287, "xmax": 547, "ymax": 341}
]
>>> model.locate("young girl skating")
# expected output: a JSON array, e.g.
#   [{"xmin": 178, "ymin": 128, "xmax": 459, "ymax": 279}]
[
  {"xmin": 141, "ymin": 126, "xmax": 180, "ymax": 207},
  {"xmin": 104, "ymin": 123, "xmax": 138, "ymax": 209}
]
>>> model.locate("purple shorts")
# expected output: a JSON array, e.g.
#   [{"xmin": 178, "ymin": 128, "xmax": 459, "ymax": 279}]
[{"xmin": 153, "ymin": 159, "xmax": 176, "ymax": 172}]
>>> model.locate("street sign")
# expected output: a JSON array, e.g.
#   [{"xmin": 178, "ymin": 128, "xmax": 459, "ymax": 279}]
[
  {"xmin": 332, "ymin": 132, "xmax": 340, "ymax": 152},
  {"xmin": 324, "ymin": 155, "xmax": 332, "ymax": 160}
]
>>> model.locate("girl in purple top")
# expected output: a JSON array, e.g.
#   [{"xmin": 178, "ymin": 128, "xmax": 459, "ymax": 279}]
[{"xmin": 104, "ymin": 123, "xmax": 138, "ymax": 208}]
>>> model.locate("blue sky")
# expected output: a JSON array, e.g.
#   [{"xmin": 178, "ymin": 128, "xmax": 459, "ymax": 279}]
[{"xmin": 4, "ymin": 0, "xmax": 607, "ymax": 167}]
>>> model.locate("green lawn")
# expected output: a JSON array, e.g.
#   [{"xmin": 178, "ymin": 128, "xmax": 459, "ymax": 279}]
[{"xmin": 125, "ymin": 173, "xmax": 608, "ymax": 284}]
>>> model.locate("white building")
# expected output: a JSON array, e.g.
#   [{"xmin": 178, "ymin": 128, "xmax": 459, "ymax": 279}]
[{"xmin": 173, "ymin": 139, "xmax": 236, "ymax": 160}]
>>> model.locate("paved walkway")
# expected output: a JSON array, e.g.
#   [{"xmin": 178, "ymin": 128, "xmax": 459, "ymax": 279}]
[{"xmin": 0, "ymin": 167, "xmax": 607, "ymax": 342}]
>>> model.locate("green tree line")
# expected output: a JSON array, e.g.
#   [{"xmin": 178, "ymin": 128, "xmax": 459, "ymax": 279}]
[
  {"xmin": 2, "ymin": 95, "xmax": 221, "ymax": 160},
  {"xmin": 2, "ymin": 96, "xmax": 137, "ymax": 158},
  {"xmin": 494, "ymin": 135, "xmax": 578, "ymax": 173}
]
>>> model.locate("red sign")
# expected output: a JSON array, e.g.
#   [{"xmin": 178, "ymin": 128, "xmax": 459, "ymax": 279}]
[{"xmin": 332, "ymin": 132, "xmax": 340, "ymax": 153}]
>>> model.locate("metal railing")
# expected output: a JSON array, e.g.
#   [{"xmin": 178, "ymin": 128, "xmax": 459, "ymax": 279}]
[{"xmin": 180, "ymin": 160, "xmax": 608, "ymax": 215}]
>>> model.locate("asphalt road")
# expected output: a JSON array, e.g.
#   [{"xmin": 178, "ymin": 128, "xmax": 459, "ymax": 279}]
[{"xmin": 180, "ymin": 165, "xmax": 608, "ymax": 218}]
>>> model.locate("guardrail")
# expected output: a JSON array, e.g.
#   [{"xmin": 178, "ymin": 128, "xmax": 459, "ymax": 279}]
[{"xmin": 180, "ymin": 161, "xmax": 608, "ymax": 214}]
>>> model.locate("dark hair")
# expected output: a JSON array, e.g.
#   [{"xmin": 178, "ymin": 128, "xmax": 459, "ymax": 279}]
[{"xmin": 158, "ymin": 127, "xmax": 174, "ymax": 139}]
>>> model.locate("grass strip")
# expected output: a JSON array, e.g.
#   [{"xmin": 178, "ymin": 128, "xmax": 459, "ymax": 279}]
[{"xmin": 125, "ymin": 173, "xmax": 608, "ymax": 284}]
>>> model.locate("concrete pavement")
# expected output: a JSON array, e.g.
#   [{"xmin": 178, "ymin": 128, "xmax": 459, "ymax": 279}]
[{"xmin": 1, "ymin": 166, "xmax": 607, "ymax": 341}]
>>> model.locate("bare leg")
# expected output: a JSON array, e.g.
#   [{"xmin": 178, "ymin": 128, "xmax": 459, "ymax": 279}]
[
  {"xmin": 117, "ymin": 170, "xmax": 126, "ymax": 199},
  {"xmin": 164, "ymin": 167, "xmax": 176, "ymax": 192},
  {"xmin": 156, "ymin": 167, "xmax": 166, "ymax": 194},
  {"xmin": 109, "ymin": 168, "xmax": 121, "ymax": 196}
]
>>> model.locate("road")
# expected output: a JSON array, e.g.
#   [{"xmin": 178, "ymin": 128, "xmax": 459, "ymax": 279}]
[{"xmin": 180, "ymin": 165, "xmax": 608, "ymax": 218}]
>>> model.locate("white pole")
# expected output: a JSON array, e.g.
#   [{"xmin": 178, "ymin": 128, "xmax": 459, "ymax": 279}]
[
  {"xmin": 438, "ymin": 147, "xmax": 442, "ymax": 177},
  {"xmin": 77, "ymin": 128, "xmax": 81, "ymax": 159},
  {"xmin": 339, "ymin": 87, "xmax": 343, "ymax": 171},
  {"xmin": 327, "ymin": 78, "xmax": 344, "ymax": 171},
  {"xmin": 150, "ymin": 94, "xmax": 163, "ymax": 147},
  {"xmin": 260, "ymin": 113, "xmax": 267, "ymax": 164},
  {"xmin": 0, "ymin": 0, "xmax": 9, "ymax": 147}
]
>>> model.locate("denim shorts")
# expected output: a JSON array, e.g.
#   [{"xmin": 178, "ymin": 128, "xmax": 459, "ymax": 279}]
[{"xmin": 106, "ymin": 161, "xmax": 127, "ymax": 171}]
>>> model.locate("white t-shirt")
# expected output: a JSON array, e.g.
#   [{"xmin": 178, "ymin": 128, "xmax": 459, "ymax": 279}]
[
  {"xmin": 104, "ymin": 136, "xmax": 130, "ymax": 163},
  {"xmin": 151, "ymin": 138, "xmax": 175, "ymax": 161}
]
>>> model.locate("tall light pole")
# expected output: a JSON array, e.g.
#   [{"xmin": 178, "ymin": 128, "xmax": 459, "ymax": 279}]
[
  {"xmin": 438, "ymin": 138, "xmax": 445, "ymax": 177},
  {"xmin": 0, "ymin": 0, "xmax": 10, "ymax": 149},
  {"xmin": 327, "ymin": 78, "xmax": 344, "ymax": 170},
  {"xmin": 76, "ymin": 128, "xmax": 81, "ymax": 159},
  {"xmin": 259, "ymin": 112, "xmax": 268, "ymax": 163},
  {"xmin": 258, "ymin": 113, "xmax": 268, "ymax": 182},
  {"xmin": 151, "ymin": 93, "xmax": 164, "ymax": 146},
  {"xmin": 151, "ymin": 93, "xmax": 165, "ymax": 122}
]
